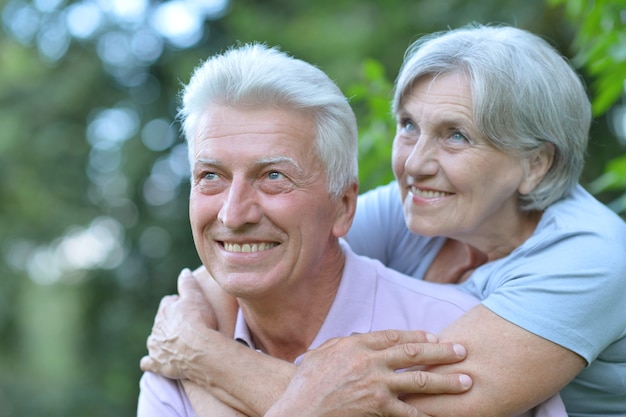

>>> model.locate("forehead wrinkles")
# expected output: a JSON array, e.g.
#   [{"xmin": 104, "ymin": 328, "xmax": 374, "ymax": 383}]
[
  {"xmin": 190, "ymin": 105, "xmax": 323, "ymax": 176},
  {"xmin": 195, "ymin": 105, "xmax": 315, "ymax": 139},
  {"xmin": 401, "ymin": 76, "xmax": 474, "ymax": 123},
  {"xmin": 195, "ymin": 120, "xmax": 303, "ymax": 141}
]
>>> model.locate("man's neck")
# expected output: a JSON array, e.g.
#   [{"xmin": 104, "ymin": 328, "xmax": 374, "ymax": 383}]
[{"xmin": 237, "ymin": 242, "xmax": 345, "ymax": 362}]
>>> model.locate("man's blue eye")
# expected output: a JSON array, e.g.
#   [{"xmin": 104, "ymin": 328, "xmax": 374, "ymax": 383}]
[
  {"xmin": 204, "ymin": 172, "xmax": 218, "ymax": 180},
  {"xmin": 399, "ymin": 119, "xmax": 415, "ymax": 132},
  {"xmin": 451, "ymin": 132, "xmax": 467, "ymax": 142},
  {"xmin": 268, "ymin": 171, "xmax": 283, "ymax": 180}
]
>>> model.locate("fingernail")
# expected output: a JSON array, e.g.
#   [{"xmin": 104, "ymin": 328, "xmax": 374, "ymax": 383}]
[
  {"xmin": 459, "ymin": 374, "xmax": 472, "ymax": 389},
  {"xmin": 426, "ymin": 333, "xmax": 438, "ymax": 343},
  {"xmin": 453, "ymin": 344, "xmax": 467, "ymax": 357}
]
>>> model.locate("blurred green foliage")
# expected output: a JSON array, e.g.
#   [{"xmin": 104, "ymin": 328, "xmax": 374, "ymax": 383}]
[
  {"xmin": 349, "ymin": 59, "xmax": 396, "ymax": 191},
  {"xmin": 547, "ymin": 0, "xmax": 626, "ymax": 213},
  {"xmin": 0, "ymin": 0, "xmax": 624, "ymax": 416},
  {"xmin": 548, "ymin": 0, "xmax": 626, "ymax": 116}
]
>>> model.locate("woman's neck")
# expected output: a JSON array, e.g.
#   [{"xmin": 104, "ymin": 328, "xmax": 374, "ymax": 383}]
[{"xmin": 460, "ymin": 209, "xmax": 544, "ymax": 262}]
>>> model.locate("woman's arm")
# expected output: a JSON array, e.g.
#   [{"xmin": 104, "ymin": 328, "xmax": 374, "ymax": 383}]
[
  {"xmin": 141, "ymin": 269, "xmax": 472, "ymax": 416},
  {"xmin": 264, "ymin": 333, "xmax": 472, "ymax": 417},
  {"xmin": 267, "ymin": 305, "xmax": 583, "ymax": 417},
  {"xmin": 406, "ymin": 305, "xmax": 585, "ymax": 416},
  {"xmin": 141, "ymin": 269, "xmax": 293, "ymax": 415},
  {"xmin": 191, "ymin": 266, "xmax": 238, "ymax": 335},
  {"xmin": 182, "ymin": 381, "xmax": 249, "ymax": 417}
]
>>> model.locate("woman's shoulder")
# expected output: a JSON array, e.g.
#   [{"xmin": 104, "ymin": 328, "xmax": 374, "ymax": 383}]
[
  {"xmin": 541, "ymin": 184, "xmax": 626, "ymax": 242},
  {"xmin": 466, "ymin": 185, "xmax": 626, "ymax": 297}
]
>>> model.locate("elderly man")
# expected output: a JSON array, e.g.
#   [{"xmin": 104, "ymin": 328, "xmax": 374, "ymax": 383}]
[{"xmin": 137, "ymin": 43, "xmax": 566, "ymax": 416}]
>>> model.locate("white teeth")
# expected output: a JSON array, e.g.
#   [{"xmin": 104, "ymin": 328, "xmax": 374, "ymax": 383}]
[
  {"xmin": 223, "ymin": 242, "xmax": 277, "ymax": 253},
  {"xmin": 412, "ymin": 187, "xmax": 449, "ymax": 198}
]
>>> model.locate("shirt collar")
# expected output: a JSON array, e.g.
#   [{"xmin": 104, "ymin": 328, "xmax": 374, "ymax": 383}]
[{"xmin": 233, "ymin": 240, "xmax": 378, "ymax": 363}]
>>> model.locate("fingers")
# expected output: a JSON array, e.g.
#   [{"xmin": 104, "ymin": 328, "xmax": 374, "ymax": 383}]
[
  {"xmin": 191, "ymin": 266, "xmax": 214, "ymax": 298},
  {"xmin": 382, "ymin": 341, "xmax": 472, "ymax": 394},
  {"xmin": 154, "ymin": 294, "xmax": 179, "ymax": 326},
  {"xmin": 140, "ymin": 269, "xmax": 216, "ymax": 380},
  {"xmin": 347, "ymin": 329, "xmax": 439, "ymax": 350},
  {"xmin": 158, "ymin": 294, "xmax": 179, "ymax": 309},
  {"xmin": 139, "ymin": 355, "xmax": 152, "ymax": 372},
  {"xmin": 392, "ymin": 370, "xmax": 472, "ymax": 395},
  {"xmin": 146, "ymin": 332, "xmax": 162, "ymax": 351},
  {"xmin": 177, "ymin": 268, "xmax": 202, "ymax": 299},
  {"xmin": 192, "ymin": 264, "xmax": 208, "ymax": 275},
  {"xmin": 308, "ymin": 331, "xmax": 471, "ymax": 398},
  {"xmin": 384, "ymin": 341, "xmax": 467, "ymax": 369},
  {"xmin": 385, "ymin": 400, "xmax": 432, "ymax": 417},
  {"xmin": 315, "ymin": 331, "xmax": 467, "ymax": 371}
]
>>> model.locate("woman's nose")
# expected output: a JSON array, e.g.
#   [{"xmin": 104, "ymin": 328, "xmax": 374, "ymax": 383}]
[{"xmin": 404, "ymin": 137, "xmax": 439, "ymax": 177}]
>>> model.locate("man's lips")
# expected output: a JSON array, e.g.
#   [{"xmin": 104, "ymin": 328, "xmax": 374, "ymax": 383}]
[{"xmin": 221, "ymin": 241, "xmax": 278, "ymax": 253}]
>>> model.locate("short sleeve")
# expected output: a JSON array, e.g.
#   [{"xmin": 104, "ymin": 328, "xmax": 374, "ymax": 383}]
[{"xmin": 474, "ymin": 229, "xmax": 626, "ymax": 363}]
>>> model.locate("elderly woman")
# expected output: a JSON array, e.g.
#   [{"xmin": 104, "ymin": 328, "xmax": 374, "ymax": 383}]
[{"xmin": 142, "ymin": 24, "xmax": 626, "ymax": 416}]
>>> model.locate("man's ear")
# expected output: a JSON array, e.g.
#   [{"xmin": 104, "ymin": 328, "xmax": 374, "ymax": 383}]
[
  {"xmin": 519, "ymin": 143, "xmax": 555, "ymax": 195},
  {"xmin": 332, "ymin": 182, "xmax": 358, "ymax": 238}
]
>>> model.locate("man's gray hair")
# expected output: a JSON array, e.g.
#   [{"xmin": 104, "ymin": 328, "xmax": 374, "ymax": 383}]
[
  {"xmin": 393, "ymin": 23, "xmax": 591, "ymax": 210},
  {"xmin": 178, "ymin": 43, "xmax": 359, "ymax": 199}
]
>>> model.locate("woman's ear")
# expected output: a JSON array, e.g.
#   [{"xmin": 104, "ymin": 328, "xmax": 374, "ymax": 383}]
[{"xmin": 519, "ymin": 143, "xmax": 555, "ymax": 195}]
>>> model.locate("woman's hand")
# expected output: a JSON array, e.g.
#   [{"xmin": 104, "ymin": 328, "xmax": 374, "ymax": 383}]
[
  {"xmin": 267, "ymin": 330, "xmax": 472, "ymax": 417},
  {"xmin": 140, "ymin": 268, "xmax": 291, "ymax": 416},
  {"xmin": 140, "ymin": 268, "xmax": 221, "ymax": 382}
]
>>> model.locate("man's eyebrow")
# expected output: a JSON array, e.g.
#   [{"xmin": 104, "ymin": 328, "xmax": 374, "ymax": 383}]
[
  {"xmin": 194, "ymin": 158, "xmax": 222, "ymax": 167},
  {"xmin": 194, "ymin": 156, "xmax": 303, "ymax": 172},
  {"xmin": 257, "ymin": 156, "xmax": 299, "ymax": 167}
]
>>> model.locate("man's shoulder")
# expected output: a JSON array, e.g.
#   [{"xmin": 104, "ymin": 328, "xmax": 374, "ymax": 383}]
[
  {"xmin": 378, "ymin": 263, "xmax": 479, "ymax": 309},
  {"xmin": 138, "ymin": 372, "xmax": 195, "ymax": 417},
  {"xmin": 345, "ymin": 245, "xmax": 479, "ymax": 312},
  {"xmin": 354, "ymin": 255, "xmax": 479, "ymax": 333}
]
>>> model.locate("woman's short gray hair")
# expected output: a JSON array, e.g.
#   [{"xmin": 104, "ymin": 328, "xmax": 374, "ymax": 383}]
[
  {"xmin": 179, "ymin": 43, "xmax": 358, "ymax": 199},
  {"xmin": 393, "ymin": 23, "xmax": 591, "ymax": 210}
]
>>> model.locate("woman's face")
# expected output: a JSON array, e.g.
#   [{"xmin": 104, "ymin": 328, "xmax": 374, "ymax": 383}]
[{"xmin": 392, "ymin": 72, "xmax": 534, "ymax": 245}]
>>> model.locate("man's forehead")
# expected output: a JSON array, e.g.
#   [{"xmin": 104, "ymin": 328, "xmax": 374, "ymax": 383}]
[
  {"xmin": 199, "ymin": 104, "xmax": 313, "ymax": 129},
  {"xmin": 194, "ymin": 104, "xmax": 313, "ymax": 140}
]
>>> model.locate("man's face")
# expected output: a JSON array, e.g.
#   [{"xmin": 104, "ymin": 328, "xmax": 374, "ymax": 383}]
[{"xmin": 189, "ymin": 105, "xmax": 351, "ymax": 301}]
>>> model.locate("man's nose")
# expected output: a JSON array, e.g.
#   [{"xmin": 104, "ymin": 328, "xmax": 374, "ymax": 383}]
[{"xmin": 217, "ymin": 180, "xmax": 262, "ymax": 228}]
